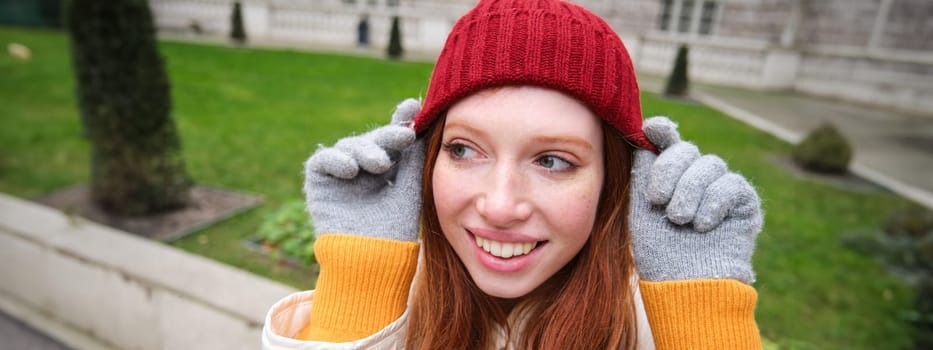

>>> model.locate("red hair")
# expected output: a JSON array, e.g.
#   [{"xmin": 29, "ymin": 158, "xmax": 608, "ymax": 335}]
[{"xmin": 407, "ymin": 115, "xmax": 638, "ymax": 349}]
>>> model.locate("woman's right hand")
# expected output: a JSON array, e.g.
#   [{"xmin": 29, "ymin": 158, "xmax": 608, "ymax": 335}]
[{"xmin": 303, "ymin": 98, "xmax": 425, "ymax": 242}]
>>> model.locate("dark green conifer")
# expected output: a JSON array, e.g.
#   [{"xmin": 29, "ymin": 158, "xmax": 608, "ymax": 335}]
[
  {"xmin": 231, "ymin": 1, "xmax": 246, "ymax": 44},
  {"xmin": 664, "ymin": 44, "xmax": 690, "ymax": 96},
  {"xmin": 66, "ymin": 0, "xmax": 192, "ymax": 216},
  {"xmin": 387, "ymin": 16, "xmax": 404, "ymax": 59}
]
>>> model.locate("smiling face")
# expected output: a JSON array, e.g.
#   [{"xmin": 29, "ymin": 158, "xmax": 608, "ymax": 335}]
[{"xmin": 431, "ymin": 86, "xmax": 605, "ymax": 299}]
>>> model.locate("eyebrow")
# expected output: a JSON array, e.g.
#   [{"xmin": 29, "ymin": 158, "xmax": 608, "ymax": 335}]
[
  {"xmin": 445, "ymin": 120, "xmax": 594, "ymax": 152},
  {"xmin": 532, "ymin": 135, "xmax": 594, "ymax": 152},
  {"xmin": 443, "ymin": 120, "xmax": 489, "ymax": 138}
]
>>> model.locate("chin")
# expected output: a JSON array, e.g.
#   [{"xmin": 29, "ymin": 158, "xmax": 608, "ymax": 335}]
[{"xmin": 472, "ymin": 276, "xmax": 538, "ymax": 299}]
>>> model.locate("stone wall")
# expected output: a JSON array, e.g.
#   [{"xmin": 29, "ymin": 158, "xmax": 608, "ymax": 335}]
[
  {"xmin": 795, "ymin": 48, "xmax": 933, "ymax": 115},
  {"xmin": 797, "ymin": 0, "xmax": 877, "ymax": 48},
  {"xmin": 882, "ymin": 0, "xmax": 933, "ymax": 51},
  {"xmin": 150, "ymin": 0, "xmax": 472, "ymax": 54},
  {"xmin": 148, "ymin": 0, "xmax": 933, "ymax": 116},
  {"xmin": 716, "ymin": 0, "xmax": 791, "ymax": 44}
]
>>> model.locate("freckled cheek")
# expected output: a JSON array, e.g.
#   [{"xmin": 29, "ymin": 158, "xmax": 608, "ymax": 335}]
[
  {"xmin": 546, "ymin": 183, "xmax": 602, "ymax": 241},
  {"xmin": 431, "ymin": 163, "xmax": 474, "ymax": 224}
]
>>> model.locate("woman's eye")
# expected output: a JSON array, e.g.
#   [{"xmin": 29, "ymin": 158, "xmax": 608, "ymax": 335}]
[
  {"xmin": 443, "ymin": 142, "xmax": 477, "ymax": 160},
  {"xmin": 536, "ymin": 155, "xmax": 575, "ymax": 171}
]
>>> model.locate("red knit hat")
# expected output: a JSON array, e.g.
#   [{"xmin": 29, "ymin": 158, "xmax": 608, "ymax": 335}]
[{"xmin": 412, "ymin": 0, "xmax": 655, "ymax": 152}]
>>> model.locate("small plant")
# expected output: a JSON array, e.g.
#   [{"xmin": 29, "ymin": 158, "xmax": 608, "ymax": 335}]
[
  {"xmin": 884, "ymin": 205, "xmax": 933, "ymax": 239},
  {"xmin": 387, "ymin": 16, "xmax": 403, "ymax": 59},
  {"xmin": 257, "ymin": 200, "xmax": 316, "ymax": 266},
  {"xmin": 230, "ymin": 1, "xmax": 246, "ymax": 45},
  {"xmin": 842, "ymin": 204, "xmax": 933, "ymax": 348},
  {"xmin": 792, "ymin": 123, "xmax": 853, "ymax": 174},
  {"xmin": 664, "ymin": 44, "xmax": 689, "ymax": 96}
]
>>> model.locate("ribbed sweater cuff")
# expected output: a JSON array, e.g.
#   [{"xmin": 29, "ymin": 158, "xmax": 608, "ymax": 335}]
[
  {"xmin": 297, "ymin": 234, "xmax": 420, "ymax": 342},
  {"xmin": 639, "ymin": 279, "xmax": 761, "ymax": 349}
]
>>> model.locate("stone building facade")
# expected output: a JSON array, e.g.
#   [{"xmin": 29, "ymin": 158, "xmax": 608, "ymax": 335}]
[{"xmin": 150, "ymin": 0, "xmax": 933, "ymax": 115}]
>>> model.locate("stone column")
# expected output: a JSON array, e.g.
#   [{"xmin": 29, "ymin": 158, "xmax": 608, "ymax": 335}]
[
  {"xmin": 779, "ymin": 0, "xmax": 801, "ymax": 48},
  {"xmin": 868, "ymin": 0, "xmax": 894, "ymax": 50}
]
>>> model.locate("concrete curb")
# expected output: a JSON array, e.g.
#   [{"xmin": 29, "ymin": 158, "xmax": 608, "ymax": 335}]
[{"xmin": 0, "ymin": 193, "xmax": 297, "ymax": 350}]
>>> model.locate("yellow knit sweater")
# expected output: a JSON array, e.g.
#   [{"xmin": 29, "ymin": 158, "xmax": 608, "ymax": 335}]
[{"xmin": 297, "ymin": 234, "xmax": 761, "ymax": 349}]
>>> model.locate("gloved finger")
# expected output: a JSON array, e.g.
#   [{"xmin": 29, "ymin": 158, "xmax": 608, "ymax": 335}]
[
  {"xmin": 647, "ymin": 141, "xmax": 700, "ymax": 206},
  {"xmin": 386, "ymin": 138, "xmax": 426, "ymax": 202},
  {"xmin": 391, "ymin": 98, "xmax": 422, "ymax": 126},
  {"xmin": 334, "ymin": 136, "xmax": 393, "ymax": 175},
  {"xmin": 666, "ymin": 155, "xmax": 727, "ymax": 225},
  {"xmin": 306, "ymin": 147, "xmax": 359, "ymax": 179},
  {"xmin": 368, "ymin": 124, "xmax": 416, "ymax": 153},
  {"xmin": 694, "ymin": 172, "xmax": 762, "ymax": 233},
  {"xmin": 643, "ymin": 116, "xmax": 681, "ymax": 151},
  {"xmin": 395, "ymin": 138, "xmax": 426, "ymax": 186},
  {"xmin": 630, "ymin": 149, "xmax": 657, "ymax": 198}
]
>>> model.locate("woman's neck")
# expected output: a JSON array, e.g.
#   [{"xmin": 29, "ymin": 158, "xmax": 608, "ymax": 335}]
[{"xmin": 495, "ymin": 296, "xmax": 520, "ymax": 313}]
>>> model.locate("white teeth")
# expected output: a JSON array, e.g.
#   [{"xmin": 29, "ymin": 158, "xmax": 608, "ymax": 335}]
[
  {"xmin": 474, "ymin": 236, "xmax": 538, "ymax": 258},
  {"xmin": 501, "ymin": 243, "xmax": 514, "ymax": 258}
]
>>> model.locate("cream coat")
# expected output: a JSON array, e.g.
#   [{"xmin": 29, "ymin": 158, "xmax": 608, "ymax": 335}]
[{"xmin": 262, "ymin": 285, "xmax": 655, "ymax": 349}]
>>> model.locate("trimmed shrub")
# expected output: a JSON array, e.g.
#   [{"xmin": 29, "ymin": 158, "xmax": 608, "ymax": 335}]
[
  {"xmin": 230, "ymin": 1, "xmax": 246, "ymax": 44},
  {"xmin": 792, "ymin": 123, "xmax": 853, "ymax": 174},
  {"xmin": 66, "ymin": 0, "xmax": 192, "ymax": 216},
  {"xmin": 257, "ymin": 200, "xmax": 317, "ymax": 266},
  {"xmin": 664, "ymin": 44, "xmax": 689, "ymax": 96},
  {"xmin": 387, "ymin": 16, "xmax": 403, "ymax": 59}
]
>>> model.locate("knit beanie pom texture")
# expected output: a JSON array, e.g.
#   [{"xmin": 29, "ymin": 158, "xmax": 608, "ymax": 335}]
[{"xmin": 413, "ymin": 0, "xmax": 655, "ymax": 152}]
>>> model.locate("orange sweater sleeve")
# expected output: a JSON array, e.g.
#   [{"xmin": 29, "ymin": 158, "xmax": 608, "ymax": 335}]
[
  {"xmin": 296, "ymin": 234, "xmax": 420, "ymax": 342},
  {"xmin": 639, "ymin": 279, "xmax": 761, "ymax": 349}
]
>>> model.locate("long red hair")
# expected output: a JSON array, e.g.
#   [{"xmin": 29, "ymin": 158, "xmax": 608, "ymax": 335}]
[{"xmin": 406, "ymin": 114, "xmax": 638, "ymax": 349}]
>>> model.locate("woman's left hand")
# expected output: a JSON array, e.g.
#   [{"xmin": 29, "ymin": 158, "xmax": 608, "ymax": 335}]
[{"xmin": 630, "ymin": 116, "xmax": 763, "ymax": 284}]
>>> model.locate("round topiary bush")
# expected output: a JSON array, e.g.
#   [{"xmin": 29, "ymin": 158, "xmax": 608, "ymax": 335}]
[{"xmin": 792, "ymin": 123, "xmax": 853, "ymax": 174}]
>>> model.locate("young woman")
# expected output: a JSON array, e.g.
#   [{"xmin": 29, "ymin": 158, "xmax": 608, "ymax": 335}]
[{"xmin": 263, "ymin": 0, "xmax": 763, "ymax": 349}]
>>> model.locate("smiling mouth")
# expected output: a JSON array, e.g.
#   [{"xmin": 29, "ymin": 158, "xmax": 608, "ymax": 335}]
[{"xmin": 474, "ymin": 236, "xmax": 541, "ymax": 258}]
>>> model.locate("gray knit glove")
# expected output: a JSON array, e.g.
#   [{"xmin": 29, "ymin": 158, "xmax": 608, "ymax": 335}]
[
  {"xmin": 631, "ymin": 116, "xmax": 763, "ymax": 284},
  {"xmin": 303, "ymin": 98, "xmax": 424, "ymax": 242}
]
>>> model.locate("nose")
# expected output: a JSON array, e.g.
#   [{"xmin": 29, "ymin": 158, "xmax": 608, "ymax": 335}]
[{"xmin": 476, "ymin": 164, "xmax": 532, "ymax": 227}]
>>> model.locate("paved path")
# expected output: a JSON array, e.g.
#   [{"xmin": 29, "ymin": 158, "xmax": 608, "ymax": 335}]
[
  {"xmin": 639, "ymin": 75, "xmax": 933, "ymax": 210},
  {"xmin": 0, "ymin": 310, "xmax": 70, "ymax": 350}
]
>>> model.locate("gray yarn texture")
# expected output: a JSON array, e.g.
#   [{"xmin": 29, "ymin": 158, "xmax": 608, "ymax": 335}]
[
  {"xmin": 303, "ymin": 98, "xmax": 425, "ymax": 242},
  {"xmin": 631, "ymin": 116, "xmax": 763, "ymax": 284}
]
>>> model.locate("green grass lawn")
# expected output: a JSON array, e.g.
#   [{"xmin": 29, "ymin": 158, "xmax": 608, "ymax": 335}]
[{"xmin": 0, "ymin": 27, "xmax": 917, "ymax": 349}]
